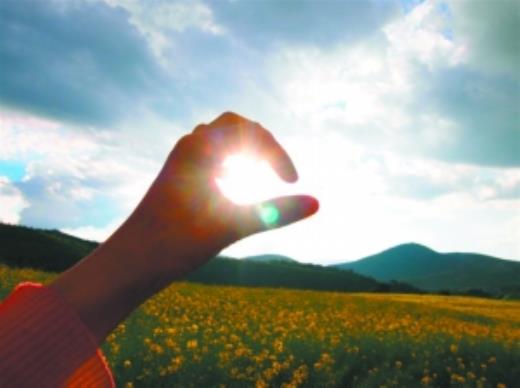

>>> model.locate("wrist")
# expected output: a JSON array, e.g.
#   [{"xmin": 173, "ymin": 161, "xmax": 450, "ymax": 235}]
[{"xmin": 49, "ymin": 224, "xmax": 168, "ymax": 343}]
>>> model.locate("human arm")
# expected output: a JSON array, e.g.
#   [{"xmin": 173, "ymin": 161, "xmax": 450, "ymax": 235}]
[{"xmin": 49, "ymin": 111, "xmax": 319, "ymax": 344}]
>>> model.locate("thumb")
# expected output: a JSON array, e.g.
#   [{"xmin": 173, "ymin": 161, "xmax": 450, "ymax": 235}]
[{"xmin": 235, "ymin": 195, "xmax": 319, "ymax": 237}]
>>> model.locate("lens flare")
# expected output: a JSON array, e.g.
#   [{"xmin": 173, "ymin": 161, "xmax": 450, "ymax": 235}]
[{"xmin": 258, "ymin": 203, "xmax": 280, "ymax": 227}]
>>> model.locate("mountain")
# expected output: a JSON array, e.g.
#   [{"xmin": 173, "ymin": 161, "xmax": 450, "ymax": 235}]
[
  {"xmin": 0, "ymin": 223, "xmax": 418, "ymax": 294},
  {"xmin": 187, "ymin": 258, "xmax": 388, "ymax": 293},
  {"xmin": 243, "ymin": 254, "xmax": 297, "ymax": 263},
  {"xmin": 3, "ymin": 223, "xmax": 517, "ymax": 296},
  {"xmin": 0, "ymin": 223, "xmax": 98, "ymax": 272},
  {"xmin": 332, "ymin": 243, "xmax": 520, "ymax": 294}
]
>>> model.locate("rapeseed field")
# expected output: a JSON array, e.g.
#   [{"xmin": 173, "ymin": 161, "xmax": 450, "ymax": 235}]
[{"xmin": 1, "ymin": 264, "xmax": 518, "ymax": 387}]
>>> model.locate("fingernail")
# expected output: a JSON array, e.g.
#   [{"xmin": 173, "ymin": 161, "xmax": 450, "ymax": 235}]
[{"xmin": 301, "ymin": 196, "xmax": 319, "ymax": 215}]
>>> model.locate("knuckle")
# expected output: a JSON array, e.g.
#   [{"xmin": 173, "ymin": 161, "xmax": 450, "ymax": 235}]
[
  {"xmin": 214, "ymin": 111, "xmax": 249, "ymax": 127},
  {"xmin": 177, "ymin": 134, "xmax": 193, "ymax": 146},
  {"xmin": 220, "ymin": 111, "xmax": 240, "ymax": 120},
  {"xmin": 192, "ymin": 123, "xmax": 208, "ymax": 133},
  {"xmin": 170, "ymin": 134, "xmax": 195, "ymax": 155}
]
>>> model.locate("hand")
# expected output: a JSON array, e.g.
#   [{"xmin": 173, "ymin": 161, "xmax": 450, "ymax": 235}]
[
  {"xmin": 50, "ymin": 112, "xmax": 318, "ymax": 343},
  {"xmin": 120, "ymin": 111, "xmax": 319, "ymax": 281}
]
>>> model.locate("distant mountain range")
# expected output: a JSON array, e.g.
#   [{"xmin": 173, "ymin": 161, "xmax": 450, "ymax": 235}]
[
  {"xmin": 1, "ymin": 223, "xmax": 518, "ymax": 296},
  {"xmin": 331, "ymin": 243, "xmax": 520, "ymax": 294},
  {"xmin": 0, "ymin": 223, "xmax": 417, "ymax": 294},
  {"xmin": 186, "ymin": 258, "xmax": 405, "ymax": 293},
  {"xmin": 243, "ymin": 254, "xmax": 297, "ymax": 263}
]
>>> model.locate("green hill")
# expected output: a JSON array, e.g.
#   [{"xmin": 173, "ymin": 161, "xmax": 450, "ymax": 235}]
[
  {"xmin": 187, "ymin": 258, "xmax": 394, "ymax": 293},
  {"xmin": 332, "ymin": 243, "xmax": 520, "ymax": 294},
  {"xmin": 0, "ymin": 223, "xmax": 418, "ymax": 294},
  {"xmin": 242, "ymin": 254, "xmax": 297, "ymax": 263},
  {"xmin": 0, "ymin": 223, "xmax": 98, "ymax": 272}
]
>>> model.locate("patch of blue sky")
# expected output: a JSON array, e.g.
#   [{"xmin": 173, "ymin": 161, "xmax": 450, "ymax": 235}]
[
  {"xmin": 399, "ymin": 0, "xmax": 454, "ymax": 40},
  {"xmin": 0, "ymin": 160, "xmax": 26, "ymax": 181},
  {"xmin": 437, "ymin": 1, "xmax": 454, "ymax": 40},
  {"xmin": 78, "ymin": 195, "xmax": 122, "ymax": 228},
  {"xmin": 399, "ymin": 0, "xmax": 425, "ymax": 13}
]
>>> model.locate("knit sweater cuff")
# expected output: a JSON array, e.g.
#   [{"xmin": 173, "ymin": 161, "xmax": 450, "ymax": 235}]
[{"xmin": 0, "ymin": 282, "xmax": 115, "ymax": 388}]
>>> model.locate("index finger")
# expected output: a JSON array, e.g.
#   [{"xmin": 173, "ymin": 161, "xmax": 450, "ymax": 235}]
[{"xmin": 195, "ymin": 112, "xmax": 298, "ymax": 183}]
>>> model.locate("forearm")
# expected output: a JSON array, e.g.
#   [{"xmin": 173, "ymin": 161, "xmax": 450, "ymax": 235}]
[{"xmin": 49, "ymin": 218, "xmax": 183, "ymax": 344}]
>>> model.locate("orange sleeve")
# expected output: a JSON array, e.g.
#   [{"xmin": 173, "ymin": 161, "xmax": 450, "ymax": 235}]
[{"xmin": 0, "ymin": 282, "xmax": 115, "ymax": 388}]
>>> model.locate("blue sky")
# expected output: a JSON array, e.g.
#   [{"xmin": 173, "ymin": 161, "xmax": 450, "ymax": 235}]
[{"xmin": 0, "ymin": 0, "xmax": 519, "ymax": 263}]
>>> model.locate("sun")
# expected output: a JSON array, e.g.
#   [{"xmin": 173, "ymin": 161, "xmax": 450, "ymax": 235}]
[{"xmin": 216, "ymin": 153, "xmax": 290, "ymax": 205}]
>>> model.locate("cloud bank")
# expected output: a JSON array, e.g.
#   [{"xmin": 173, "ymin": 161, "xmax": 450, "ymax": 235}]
[{"xmin": 0, "ymin": 0, "xmax": 518, "ymax": 261}]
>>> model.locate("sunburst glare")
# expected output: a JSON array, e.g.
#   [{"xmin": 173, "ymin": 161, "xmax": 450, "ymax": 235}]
[{"xmin": 216, "ymin": 153, "xmax": 291, "ymax": 205}]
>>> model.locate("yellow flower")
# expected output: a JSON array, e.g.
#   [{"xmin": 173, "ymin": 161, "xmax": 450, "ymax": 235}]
[
  {"xmin": 255, "ymin": 379, "xmax": 268, "ymax": 388},
  {"xmin": 150, "ymin": 343, "xmax": 164, "ymax": 354},
  {"xmin": 451, "ymin": 373, "xmax": 465, "ymax": 383},
  {"xmin": 273, "ymin": 339, "xmax": 284, "ymax": 353}
]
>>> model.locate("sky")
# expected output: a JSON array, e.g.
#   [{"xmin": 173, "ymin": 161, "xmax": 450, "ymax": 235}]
[{"xmin": 0, "ymin": 0, "xmax": 519, "ymax": 264}]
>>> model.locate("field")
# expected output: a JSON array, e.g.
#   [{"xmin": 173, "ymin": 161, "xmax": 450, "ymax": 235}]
[{"xmin": 1, "ymin": 264, "xmax": 519, "ymax": 387}]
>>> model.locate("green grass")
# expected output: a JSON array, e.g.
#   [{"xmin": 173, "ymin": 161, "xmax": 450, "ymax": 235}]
[{"xmin": 1, "ymin": 264, "xmax": 519, "ymax": 387}]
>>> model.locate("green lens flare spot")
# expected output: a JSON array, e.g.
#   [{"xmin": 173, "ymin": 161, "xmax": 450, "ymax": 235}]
[{"xmin": 258, "ymin": 203, "xmax": 280, "ymax": 227}]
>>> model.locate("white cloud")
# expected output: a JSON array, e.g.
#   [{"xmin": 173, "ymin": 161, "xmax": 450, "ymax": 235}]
[
  {"xmin": 225, "ymin": 176, "xmax": 520, "ymax": 262},
  {"xmin": 0, "ymin": 110, "xmax": 99, "ymax": 161},
  {"xmin": 103, "ymin": 0, "xmax": 225, "ymax": 64},
  {"xmin": 448, "ymin": 0, "xmax": 520, "ymax": 78},
  {"xmin": 62, "ymin": 217, "xmax": 125, "ymax": 242},
  {"xmin": 266, "ymin": 0, "xmax": 518, "ymax": 165},
  {"xmin": 1, "ymin": 0, "xmax": 518, "ymax": 263},
  {"xmin": 222, "ymin": 0, "xmax": 520, "ymax": 261},
  {"xmin": 0, "ymin": 177, "xmax": 28, "ymax": 224},
  {"xmin": 384, "ymin": 0, "xmax": 466, "ymax": 68},
  {"xmin": 268, "ymin": 0, "xmax": 465, "ymax": 138},
  {"xmin": 0, "ymin": 109, "xmax": 160, "ymax": 228}
]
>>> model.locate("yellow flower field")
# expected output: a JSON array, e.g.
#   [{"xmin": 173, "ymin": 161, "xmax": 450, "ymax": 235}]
[{"xmin": 1, "ymin": 264, "xmax": 519, "ymax": 387}]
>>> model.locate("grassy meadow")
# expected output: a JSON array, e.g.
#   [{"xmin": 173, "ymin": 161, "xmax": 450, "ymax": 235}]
[{"xmin": 1, "ymin": 264, "xmax": 519, "ymax": 387}]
